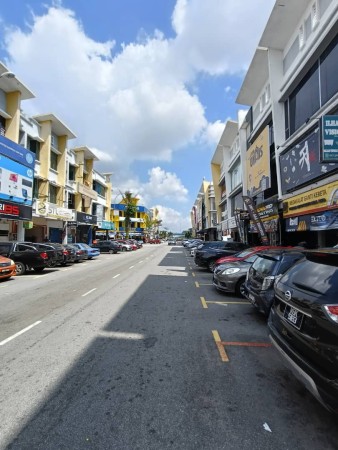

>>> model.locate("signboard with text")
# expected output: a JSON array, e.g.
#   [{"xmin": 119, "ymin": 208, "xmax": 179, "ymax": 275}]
[{"xmin": 322, "ymin": 115, "xmax": 338, "ymax": 162}]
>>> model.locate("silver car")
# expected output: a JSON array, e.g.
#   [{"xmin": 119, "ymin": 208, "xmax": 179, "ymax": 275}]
[{"xmin": 212, "ymin": 254, "xmax": 258, "ymax": 297}]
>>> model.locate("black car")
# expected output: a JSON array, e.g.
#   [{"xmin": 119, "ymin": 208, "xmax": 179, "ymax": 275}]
[
  {"xmin": 268, "ymin": 249, "xmax": 338, "ymax": 413},
  {"xmin": 244, "ymin": 249, "xmax": 305, "ymax": 316},
  {"xmin": 31, "ymin": 242, "xmax": 65, "ymax": 266},
  {"xmin": 91, "ymin": 240, "xmax": 121, "ymax": 254},
  {"xmin": 194, "ymin": 241, "xmax": 249, "ymax": 271}
]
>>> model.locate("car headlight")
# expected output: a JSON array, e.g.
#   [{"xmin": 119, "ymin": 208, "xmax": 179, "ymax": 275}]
[
  {"xmin": 262, "ymin": 276, "xmax": 275, "ymax": 290},
  {"xmin": 222, "ymin": 267, "xmax": 241, "ymax": 275},
  {"xmin": 10, "ymin": 259, "xmax": 15, "ymax": 265}
]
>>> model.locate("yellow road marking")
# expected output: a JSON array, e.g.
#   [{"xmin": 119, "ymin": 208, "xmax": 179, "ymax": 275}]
[
  {"xmin": 200, "ymin": 296, "xmax": 208, "ymax": 309},
  {"xmin": 192, "ymin": 272, "xmax": 195, "ymax": 277},
  {"xmin": 195, "ymin": 281, "xmax": 200, "ymax": 288},
  {"xmin": 212, "ymin": 330, "xmax": 229, "ymax": 362},
  {"xmin": 207, "ymin": 300, "xmax": 251, "ymax": 305}
]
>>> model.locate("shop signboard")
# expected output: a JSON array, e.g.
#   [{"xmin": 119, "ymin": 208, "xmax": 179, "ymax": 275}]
[
  {"xmin": 0, "ymin": 154, "xmax": 34, "ymax": 205},
  {"xmin": 245, "ymin": 126, "xmax": 270, "ymax": 197},
  {"xmin": 76, "ymin": 211, "xmax": 97, "ymax": 225},
  {"xmin": 243, "ymin": 195, "xmax": 269, "ymax": 244},
  {"xmin": 280, "ymin": 127, "xmax": 338, "ymax": 194},
  {"xmin": 0, "ymin": 200, "xmax": 32, "ymax": 220},
  {"xmin": 285, "ymin": 211, "xmax": 338, "ymax": 232},
  {"xmin": 283, "ymin": 180, "xmax": 338, "ymax": 218},
  {"xmin": 322, "ymin": 115, "xmax": 338, "ymax": 162},
  {"xmin": 36, "ymin": 201, "xmax": 75, "ymax": 221},
  {"xmin": 0, "ymin": 134, "xmax": 35, "ymax": 169}
]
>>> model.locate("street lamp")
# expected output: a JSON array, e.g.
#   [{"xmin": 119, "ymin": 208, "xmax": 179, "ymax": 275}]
[{"xmin": 0, "ymin": 71, "xmax": 15, "ymax": 79}]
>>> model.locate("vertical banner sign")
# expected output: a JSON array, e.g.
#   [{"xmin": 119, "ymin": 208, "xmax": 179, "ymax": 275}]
[
  {"xmin": 246, "ymin": 126, "xmax": 271, "ymax": 197},
  {"xmin": 322, "ymin": 115, "xmax": 338, "ymax": 162},
  {"xmin": 243, "ymin": 196, "xmax": 269, "ymax": 244},
  {"xmin": 234, "ymin": 209, "xmax": 245, "ymax": 242}
]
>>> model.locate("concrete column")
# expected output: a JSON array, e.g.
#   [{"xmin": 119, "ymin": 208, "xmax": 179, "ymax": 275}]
[{"xmin": 16, "ymin": 221, "xmax": 25, "ymax": 241}]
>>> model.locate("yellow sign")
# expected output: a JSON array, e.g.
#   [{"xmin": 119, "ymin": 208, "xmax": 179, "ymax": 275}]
[
  {"xmin": 284, "ymin": 180, "xmax": 338, "ymax": 217},
  {"xmin": 246, "ymin": 126, "xmax": 270, "ymax": 197}
]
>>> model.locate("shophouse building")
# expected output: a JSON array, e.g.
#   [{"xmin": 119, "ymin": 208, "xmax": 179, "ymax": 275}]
[
  {"xmin": 191, "ymin": 179, "xmax": 217, "ymax": 241},
  {"xmin": 236, "ymin": 0, "xmax": 338, "ymax": 248},
  {"xmin": 111, "ymin": 198, "xmax": 151, "ymax": 239},
  {"xmin": 0, "ymin": 63, "xmax": 36, "ymax": 241}
]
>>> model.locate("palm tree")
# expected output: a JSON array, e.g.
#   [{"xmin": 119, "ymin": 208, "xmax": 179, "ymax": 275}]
[{"xmin": 120, "ymin": 191, "xmax": 138, "ymax": 239}]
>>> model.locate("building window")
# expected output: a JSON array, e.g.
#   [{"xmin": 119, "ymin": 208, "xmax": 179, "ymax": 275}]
[
  {"xmin": 49, "ymin": 184, "xmax": 58, "ymax": 204},
  {"xmin": 33, "ymin": 178, "xmax": 40, "ymax": 199},
  {"xmin": 0, "ymin": 115, "xmax": 5, "ymax": 136},
  {"xmin": 93, "ymin": 180, "xmax": 106, "ymax": 197},
  {"xmin": 51, "ymin": 133, "xmax": 58, "ymax": 150},
  {"xmin": 68, "ymin": 192, "xmax": 75, "ymax": 209},
  {"xmin": 50, "ymin": 151, "xmax": 58, "ymax": 171},
  {"xmin": 68, "ymin": 164, "xmax": 76, "ymax": 181},
  {"xmin": 27, "ymin": 137, "xmax": 40, "ymax": 160}
]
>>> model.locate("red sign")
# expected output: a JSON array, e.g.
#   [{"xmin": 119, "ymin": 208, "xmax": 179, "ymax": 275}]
[{"xmin": 0, "ymin": 203, "xmax": 20, "ymax": 216}]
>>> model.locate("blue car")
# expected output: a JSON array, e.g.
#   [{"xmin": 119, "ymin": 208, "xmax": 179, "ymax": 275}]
[{"xmin": 72, "ymin": 243, "xmax": 100, "ymax": 260}]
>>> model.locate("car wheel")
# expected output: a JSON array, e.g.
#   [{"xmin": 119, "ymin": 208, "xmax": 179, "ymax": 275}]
[
  {"xmin": 15, "ymin": 261, "xmax": 26, "ymax": 275},
  {"xmin": 236, "ymin": 278, "xmax": 246, "ymax": 298},
  {"xmin": 109, "ymin": 249, "xmax": 114, "ymax": 254},
  {"xmin": 122, "ymin": 247, "xmax": 126, "ymax": 252},
  {"xmin": 34, "ymin": 267, "xmax": 45, "ymax": 273},
  {"xmin": 208, "ymin": 261, "xmax": 215, "ymax": 272}
]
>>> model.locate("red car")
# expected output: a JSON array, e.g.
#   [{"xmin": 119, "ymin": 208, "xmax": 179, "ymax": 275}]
[
  {"xmin": 0, "ymin": 255, "xmax": 17, "ymax": 280},
  {"xmin": 211, "ymin": 246, "xmax": 289, "ymax": 272}
]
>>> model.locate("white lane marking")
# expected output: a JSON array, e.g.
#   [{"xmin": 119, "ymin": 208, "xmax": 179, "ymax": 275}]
[
  {"xmin": 82, "ymin": 288, "xmax": 97, "ymax": 297},
  {"xmin": 138, "ymin": 260, "xmax": 144, "ymax": 264},
  {"xmin": 100, "ymin": 331, "xmax": 144, "ymax": 340},
  {"xmin": 129, "ymin": 265, "xmax": 135, "ymax": 269},
  {"xmin": 0, "ymin": 321, "xmax": 42, "ymax": 346},
  {"xmin": 113, "ymin": 274, "xmax": 120, "ymax": 279}
]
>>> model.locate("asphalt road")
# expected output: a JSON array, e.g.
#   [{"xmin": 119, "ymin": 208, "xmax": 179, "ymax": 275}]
[{"xmin": 0, "ymin": 243, "xmax": 337, "ymax": 450}]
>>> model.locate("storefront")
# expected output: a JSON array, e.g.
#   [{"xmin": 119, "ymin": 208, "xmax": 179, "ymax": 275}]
[
  {"xmin": 0, "ymin": 201, "xmax": 32, "ymax": 241},
  {"xmin": 75, "ymin": 211, "xmax": 97, "ymax": 244}
]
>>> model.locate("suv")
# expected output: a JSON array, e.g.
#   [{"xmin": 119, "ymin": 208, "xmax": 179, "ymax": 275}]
[
  {"xmin": 0, "ymin": 241, "xmax": 53, "ymax": 275},
  {"xmin": 91, "ymin": 240, "xmax": 121, "ymax": 254},
  {"xmin": 244, "ymin": 249, "xmax": 305, "ymax": 316},
  {"xmin": 194, "ymin": 241, "xmax": 249, "ymax": 271},
  {"xmin": 268, "ymin": 249, "xmax": 338, "ymax": 413}
]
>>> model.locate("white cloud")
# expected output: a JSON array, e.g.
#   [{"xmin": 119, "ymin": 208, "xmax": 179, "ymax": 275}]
[
  {"xmin": 152, "ymin": 205, "xmax": 191, "ymax": 233},
  {"xmin": 2, "ymin": 0, "xmax": 275, "ymax": 222}
]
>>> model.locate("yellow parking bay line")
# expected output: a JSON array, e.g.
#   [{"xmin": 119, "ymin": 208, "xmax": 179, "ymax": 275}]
[
  {"xmin": 200, "ymin": 296, "xmax": 208, "ymax": 308},
  {"xmin": 212, "ymin": 330, "xmax": 229, "ymax": 362},
  {"xmin": 195, "ymin": 281, "xmax": 200, "ymax": 288},
  {"xmin": 200, "ymin": 297, "xmax": 250, "ymax": 308}
]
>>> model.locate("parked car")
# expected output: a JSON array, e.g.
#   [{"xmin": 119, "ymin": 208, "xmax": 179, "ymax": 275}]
[
  {"xmin": 73, "ymin": 243, "xmax": 100, "ymax": 259},
  {"xmin": 67, "ymin": 244, "xmax": 87, "ymax": 262},
  {"xmin": 194, "ymin": 241, "xmax": 249, "ymax": 271},
  {"xmin": 61, "ymin": 244, "xmax": 77, "ymax": 264},
  {"xmin": 213, "ymin": 253, "xmax": 260, "ymax": 297},
  {"xmin": 210, "ymin": 246, "xmax": 287, "ymax": 272},
  {"xmin": 0, "ymin": 241, "xmax": 53, "ymax": 275},
  {"xmin": 31, "ymin": 242, "xmax": 64, "ymax": 267},
  {"xmin": 91, "ymin": 240, "xmax": 121, "ymax": 254},
  {"xmin": 0, "ymin": 255, "xmax": 16, "ymax": 280},
  {"xmin": 116, "ymin": 240, "xmax": 133, "ymax": 251},
  {"xmin": 244, "ymin": 248, "xmax": 305, "ymax": 316},
  {"xmin": 168, "ymin": 239, "xmax": 177, "ymax": 245},
  {"xmin": 268, "ymin": 249, "xmax": 338, "ymax": 413}
]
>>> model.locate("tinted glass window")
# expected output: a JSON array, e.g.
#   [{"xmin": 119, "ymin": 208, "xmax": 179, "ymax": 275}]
[
  {"xmin": 282, "ymin": 259, "xmax": 338, "ymax": 297},
  {"xmin": 279, "ymin": 255, "xmax": 304, "ymax": 274},
  {"xmin": 0, "ymin": 244, "xmax": 11, "ymax": 255},
  {"xmin": 251, "ymin": 256, "xmax": 276, "ymax": 276},
  {"xmin": 320, "ymin": 33, "xmax": 338, "ymax": 104}
]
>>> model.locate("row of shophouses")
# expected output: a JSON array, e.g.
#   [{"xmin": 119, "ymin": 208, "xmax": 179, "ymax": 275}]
[
  {"xmin": 191, "ymin": 0, "xmax": 338, "ymax": 249},
  {"xmin": 0, "ymin": 62, "xmax": 156, "ymax": 244}
]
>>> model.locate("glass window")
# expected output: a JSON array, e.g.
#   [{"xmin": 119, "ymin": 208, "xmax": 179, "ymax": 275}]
[
  {"xmin": 93, "ymin": 180, "xmax": 105, "ymax": 197},
  {"xmin": 320, "ymin": 33, "xmax": 338, "ymax": 105},
  {"xmin": 49, "ymin": 184, "xmax": 57, "ymax": 204},
  {"xmin": 50, "ymin": 151, "xmax": 58, "ymax": 171},
  {"xmin": 27, "ymin": 137, "xmax": 40, "ymax": 160},
  {"xmin": 33, "ymin": 178, "xmax": 39, "ymax": 199},
  {"xmin": 289, "ymin": 63, "xmax": 320, "ymax": 134},
  {"xmin": 69, "ymin": 164, "xmax": 76, "ymax": 181}
]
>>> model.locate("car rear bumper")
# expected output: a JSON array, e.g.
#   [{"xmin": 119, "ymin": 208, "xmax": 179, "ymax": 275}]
[{"xmin": 268, "ymin": 317, "xmax": 338, "ymax": 413}]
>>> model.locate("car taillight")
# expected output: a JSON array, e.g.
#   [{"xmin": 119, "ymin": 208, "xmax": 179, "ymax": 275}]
[
  {"xmin": 262, "ymin": 276, "xmax": 275, "ymax": 290},
  {"xmin": 323, "ymin": 305, "xmax": 338, "ymax": 324},
  {"xmin": 63, "ymin": 250, "xmax": 69, "ymax": 255},
  {"xmin": 40, "ymin": 252, "xmax": 48, "ymax": 260}
]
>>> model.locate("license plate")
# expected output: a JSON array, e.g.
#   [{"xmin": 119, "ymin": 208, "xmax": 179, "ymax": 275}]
[
  {"xmin": 1, "ymin": 269, "xmax": 10, "ymax": 273},
  {"xmin": 284, "ymin": 305, "xmax": 303, "ymax": 330}
]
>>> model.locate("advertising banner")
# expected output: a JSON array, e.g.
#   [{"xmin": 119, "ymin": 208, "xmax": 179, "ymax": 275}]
[
  {"xmin": 243, "ymin": 196, "xmax": 269, "ymax": 244},
  {"xmin": 36, "ymin": 201, "xmax": 75, "ymax": 221},
  {"xmin": 280, "ymin": 127, "xmax": 338, "ymax": 194},
  {"xmin": 0, "ymin": 134, "xmax": 35, "ymax": 169},
  {"xmin": 322, "ymin": 115, "xmax": 338, "ymax": 162},
  {"xmin": 245, "ymin": 126, "xmax": 270, "ymax": 197},
  {"xmin": 283, "ymin": 180, "xmax": 338, "ymax": 218},
  {"xmin": 0, "ymin": 200, "xmax": 32, "ymax": 220},
  {"xmin": 285, "ymin": 211, "xmax": 338, "ymax": 232},
  {"xmin": 76, "ymin": 211, "xmax": 97, "ymax": 225},
  {"xmin": 0, "ymin": 154, "xmax": 34, "ymax": 205}
]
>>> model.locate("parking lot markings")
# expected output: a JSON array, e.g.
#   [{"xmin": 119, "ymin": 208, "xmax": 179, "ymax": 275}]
[
  {"xmin": 221, "ymin": 341, "xmax": 272, "ymax": 348},
  {"xmin": 113, "ymin": 274, "xmax": 120, "ymax": 279},
  {"xmin": 200, "ymin": 296, "xmax": 208, "ymax": 308},
  {"xmin": 212, "ymin": 330, "xmax": 229, "ymax": 362},
  {"xmin": 192, "ymin": 272, "xmax": 195, "ymax": 277},
  {"xmin": 207, "ymin": 300, "xmax": 251, "ymax": 305},
  {"xmin": 195, "ymin": 281, "xmax": 200, "ymax": 288}
]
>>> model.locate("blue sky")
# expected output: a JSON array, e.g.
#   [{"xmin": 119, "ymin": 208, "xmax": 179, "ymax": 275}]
[{"xmin": 0, "ymin": 0, "xmax": 275, "ymax": 232}]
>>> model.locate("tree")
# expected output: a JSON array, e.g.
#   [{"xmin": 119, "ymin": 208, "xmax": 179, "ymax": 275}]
[{"xmin": 120, "ymin": 191, "xmax": 138, "ymax": 239}]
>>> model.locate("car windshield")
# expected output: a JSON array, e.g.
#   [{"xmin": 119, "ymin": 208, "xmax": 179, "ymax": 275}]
[
  {"xmin": 251, "ymin": 256, "xmax": 276, "ymax": 276},
  {"xmin": 236, "ymin": 249, "xmax": 255, "ymax": 258}
]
